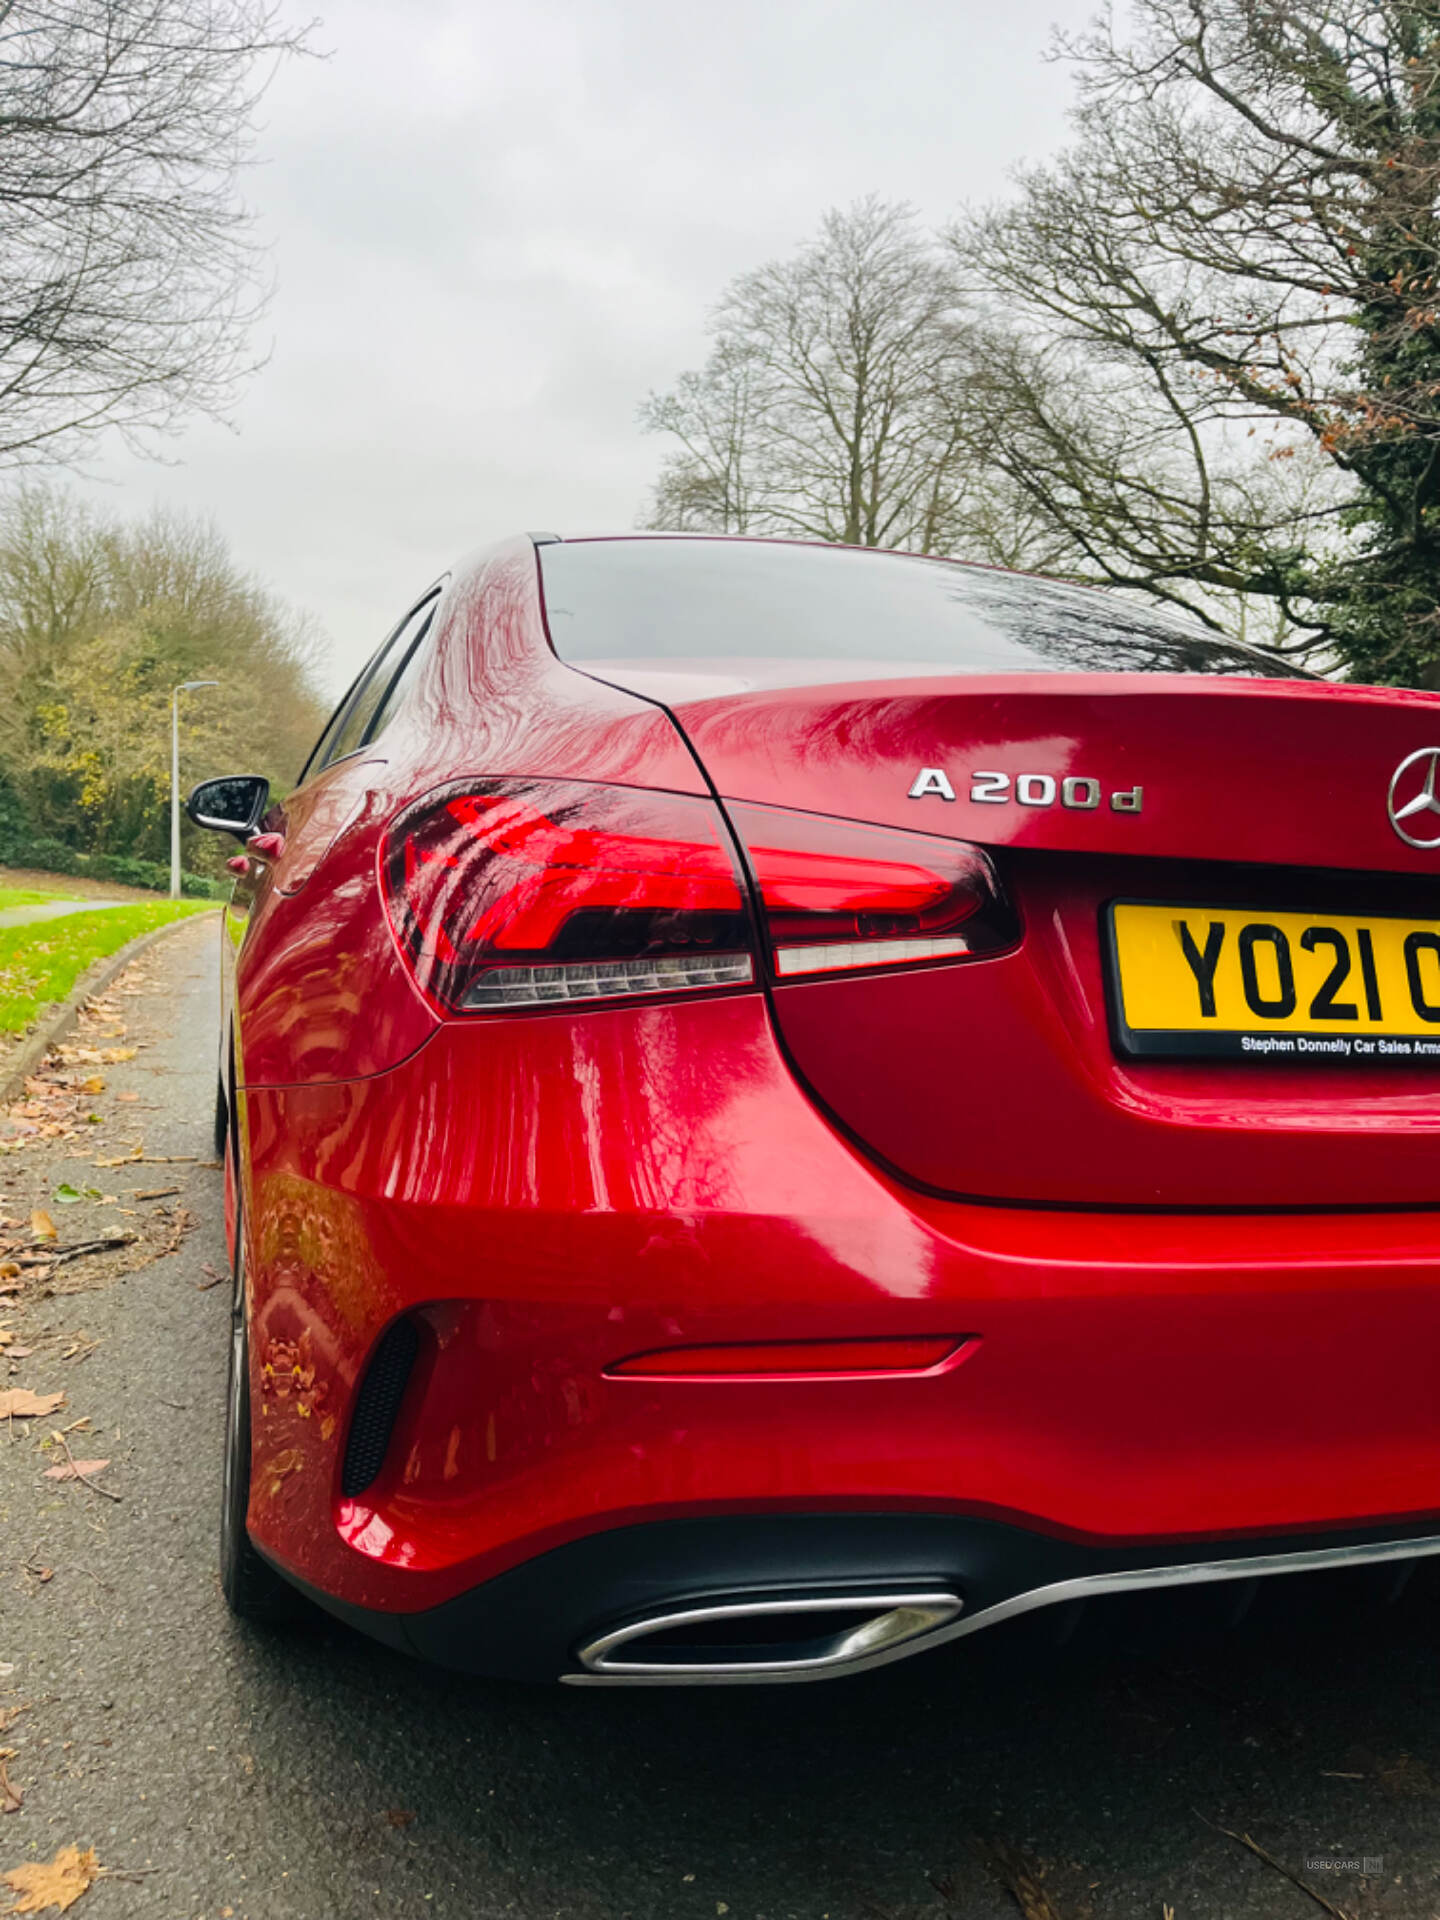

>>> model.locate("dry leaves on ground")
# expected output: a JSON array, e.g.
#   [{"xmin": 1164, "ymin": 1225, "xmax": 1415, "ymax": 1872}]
[
  {"xmin": 0, "ymin": 1758, "xmax": 20, "ymax": 1815},
  {"xmin": 27, "ymin": 1215, "xmax": 53, "ymax": 1244},
  {"xmin": 148, "ymin": 1206, "xmax": 195, "ymax": 1260},
  {"xmin": 40, "ymin": 1458, "xmax": 109, "ymax": 1484},
  {"xmin": 0, "ymin": 1390, "xmax": 64, "ymax": 1420},
  {"xmin": 1, "ymin": 993, "xmax": 143, "ymax": 1160},
  {"xmin": 966, "ymin": 1841, "xmax": 1068, "ymax": 1920},
  {"xmin": 1, "ymin": 1844, "xmax": 101, "ymax": 1914},
  {"xmin": 1, "ymin": 1074, "xmax": 104, "ymax": 1157}
]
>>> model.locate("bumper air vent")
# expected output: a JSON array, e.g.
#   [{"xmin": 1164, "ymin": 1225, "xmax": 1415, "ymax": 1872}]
[{"xmin": 341, "ymin": 1317, "xmax": 419, "ymax": 1498}]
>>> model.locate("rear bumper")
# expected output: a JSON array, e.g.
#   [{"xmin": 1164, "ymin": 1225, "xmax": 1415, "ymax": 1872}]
[
  {"xmin": 272, "ymin": 1511, "xmax": 1440, "ymax": 1683},
  {"xmin": 235, "ymin": 993, "xmax": 1440, "ymax": 1625}
]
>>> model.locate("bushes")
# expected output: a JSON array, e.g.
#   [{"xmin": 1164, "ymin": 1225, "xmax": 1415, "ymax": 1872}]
[{"xmin": 0, "ymin": 834, "xmax": 224, "ymax": 899}]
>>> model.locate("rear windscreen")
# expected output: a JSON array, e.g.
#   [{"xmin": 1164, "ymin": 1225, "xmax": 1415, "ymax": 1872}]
[{"xmin": 539, "ymin": 538, "xmax": 1305, "ymax": 679}]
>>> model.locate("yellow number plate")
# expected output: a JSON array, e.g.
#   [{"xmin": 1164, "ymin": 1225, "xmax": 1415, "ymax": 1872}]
[{"xmin": 1106, "ymin": 902, "xmax": 1440, "ymax": 1063}]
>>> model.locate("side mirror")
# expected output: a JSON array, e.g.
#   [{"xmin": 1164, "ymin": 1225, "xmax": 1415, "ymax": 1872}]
[{"xmin": 186, "ymin": 775, "xmax": 271, "ymax": 842}]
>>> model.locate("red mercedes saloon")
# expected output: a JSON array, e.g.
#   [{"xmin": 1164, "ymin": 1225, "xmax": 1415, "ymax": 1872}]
[{"xmin": 187, "ymin": 533, "xmax": 1440, "ymax": 1685}]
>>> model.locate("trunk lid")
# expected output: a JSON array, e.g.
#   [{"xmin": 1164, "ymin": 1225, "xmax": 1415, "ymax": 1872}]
[{"xmin": 634, "ymin": 668, "xmax": 1440, "ymax": 1208}]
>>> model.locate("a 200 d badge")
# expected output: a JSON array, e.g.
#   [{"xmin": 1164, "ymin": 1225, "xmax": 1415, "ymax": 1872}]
[{"xmin": 908, "ymin": 767, "xmax": 1144, "ymax": 813}]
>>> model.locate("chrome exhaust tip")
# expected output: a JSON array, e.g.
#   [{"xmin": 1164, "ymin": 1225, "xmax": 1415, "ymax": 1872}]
[{"xmin": 573, "ymin": 1590, "xmax": 963, "ymax": 1683}]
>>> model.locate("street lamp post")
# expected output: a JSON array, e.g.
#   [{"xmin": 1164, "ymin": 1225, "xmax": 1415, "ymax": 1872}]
[{"xmin": 171, "ymin": 680, "xmax": 218, "ymax": 898}]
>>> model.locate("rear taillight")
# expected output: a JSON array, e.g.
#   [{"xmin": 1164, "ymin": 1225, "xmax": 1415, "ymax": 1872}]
[
  {"xmin": 382, "ymin": 778, "xmax": 755, "ymax": 1013},
  {"xmin": 727, "ymin": 802, "xmax": 1019, "ymax": 979},
  {"xmin": 381, "ymin": 779, "xmax": 1016, "ymax": 1014}
]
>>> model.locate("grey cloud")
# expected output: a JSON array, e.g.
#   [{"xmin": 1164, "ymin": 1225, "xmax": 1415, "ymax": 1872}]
[{"xmin": 71, "ymin": 0, "xmax": 1090, "ymax": 696}]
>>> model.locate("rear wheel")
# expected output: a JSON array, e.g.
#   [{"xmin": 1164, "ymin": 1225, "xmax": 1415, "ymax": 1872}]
[
  {"xmin": 220, "ymin": 1208, "xmax": 298, "ymax": 1622},
  {"xmin": 212, "ymin": 1071, "xmax": 228, "ymax": 1159}
]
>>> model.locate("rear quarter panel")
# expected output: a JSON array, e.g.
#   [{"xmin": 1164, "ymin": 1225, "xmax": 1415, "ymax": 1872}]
[{"xmin": 234, "ymin": 537, "xmax": 703, "ymax": 1089}]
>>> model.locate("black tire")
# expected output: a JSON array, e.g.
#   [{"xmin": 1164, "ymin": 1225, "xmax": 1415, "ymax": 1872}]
[
  {"xmin": 220, "ymin": 1218, "xmax": 299, "ymax": 1622},
  {"xmin": 213, "ymin": 1071, "xmax": 228, "ymax": 1160}
]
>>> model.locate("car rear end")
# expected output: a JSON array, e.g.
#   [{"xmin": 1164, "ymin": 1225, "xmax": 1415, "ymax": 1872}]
[{"xmin": 243, "ymin": 535, "xmax": 1440, "ymax": 1681}]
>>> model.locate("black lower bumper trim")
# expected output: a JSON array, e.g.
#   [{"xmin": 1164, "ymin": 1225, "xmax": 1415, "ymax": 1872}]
[{"xmin": 267, "ymin": 1509, "xmax": 1440, "ymax": 1683}]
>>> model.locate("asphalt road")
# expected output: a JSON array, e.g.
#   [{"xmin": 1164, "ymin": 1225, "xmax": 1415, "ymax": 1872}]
[{"xmin": 3, "ymin": 915, "xmax": 1440, "ymax": 1920}]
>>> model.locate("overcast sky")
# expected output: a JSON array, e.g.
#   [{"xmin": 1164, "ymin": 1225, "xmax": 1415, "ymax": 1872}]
[{"xmin": 75, "ymin": 0, "xmax": 1094, "ymax": 693}]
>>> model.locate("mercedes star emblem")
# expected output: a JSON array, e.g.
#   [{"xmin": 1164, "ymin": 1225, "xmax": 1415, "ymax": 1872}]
[{"xmin": 1388, "ymin": 747, "xmax": 1440, "ymax": 848}]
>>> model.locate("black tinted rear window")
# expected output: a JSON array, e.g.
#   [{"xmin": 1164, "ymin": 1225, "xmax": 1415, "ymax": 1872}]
[{"xmin": 539, "ymin": 538, "xmax": 1304, "ymax": 679}]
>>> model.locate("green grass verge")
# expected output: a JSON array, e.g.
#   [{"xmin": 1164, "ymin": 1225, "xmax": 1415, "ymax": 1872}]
[
  {"xmin": 0, "ymin": 900, "xmax": 215, "ymax": 1036},
  {"xmin": 0, "ymin": 886, "xmax": 84, "ymax": 911}
]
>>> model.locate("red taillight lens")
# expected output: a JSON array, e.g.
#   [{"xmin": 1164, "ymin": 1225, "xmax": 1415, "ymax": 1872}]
[
  {"xmin": 382, "ymin": 778, "xmax": 755, "ymax": 1012},
  {"xmin": 727, "ymin": 802, "xmax": 1019, "ymax": 978}
]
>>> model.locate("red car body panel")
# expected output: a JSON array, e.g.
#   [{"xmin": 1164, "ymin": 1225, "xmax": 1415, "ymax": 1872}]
[
  {"xmin": 637, "ymin": 671, "xmax": 1440, "ymax": 873},
  {"xmin": 213, "ymin": 532, "xmax": 1440, "ymax": 1671},
  {"xmin": 238, "ymin": 991, "xmax": 1440, "ymax": 1612},
  {"xmin": 594, "ymin": 671, "xmax": 1440, "ymax": 1207},
  {"xmin": 229, "ymin": 541, "xmax": 702, "ymax": 1088}
]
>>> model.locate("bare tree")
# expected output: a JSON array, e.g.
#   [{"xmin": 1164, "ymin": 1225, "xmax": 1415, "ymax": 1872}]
[
  {"xmin": 0, "ymin": 0, "xmax": 310, "ymax": 471},
  {"xmin": 641, "ymin": 200, "xmax": 1042, "ymax": 561},
  {"xmin": 641, "ymin": 341, "xmax": 766, "ymax": 533},
  {"xmin": 950, "ymin": 0, "xmax": 1440, "ymax": 681}
]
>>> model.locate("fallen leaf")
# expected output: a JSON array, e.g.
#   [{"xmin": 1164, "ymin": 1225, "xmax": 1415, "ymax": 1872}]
[
  {"xmin": 6, "ymin": 1346, "xmax": 33, "ymax": 1361},
  {"xmin": 0, "ymin": 1390, "xmax": 64, "ymax": 1420},
  {"xmin": 99, "ymin": 1048, "xmax": 136, "ymax": 1064},
  {"xmin": 973, "ymin": 1841, "xmax": 1065, "ymax": 1920},
  {"xmin": 79, "ymin": 1077, "xmax": 104, "ymax": 1096},
  {"xmin": 41, "ymin": 1458, "xmax": 109, "ymax": 1484},
  {"xmin": 383, "ymin": 1808, "xmax": 415, "ymax": 1828},
  {"xmin": 29, "ymin": 1212, "xmax": 55, "ymax": 1242},
  {"xmin": 0, "ymin": 1757, "xmax": 19, "ymax": 1814},
  {"xmin": 0, "ymin": 1265, "xmax": 18, "ymax": 1280},
  {"xmin": 51, "ymin": 1187, "xmax": 81, "ymax": 1205},
  {"xmin": 1, "ymin": 1843, "xmax": 101, "ymax": 1912}
]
